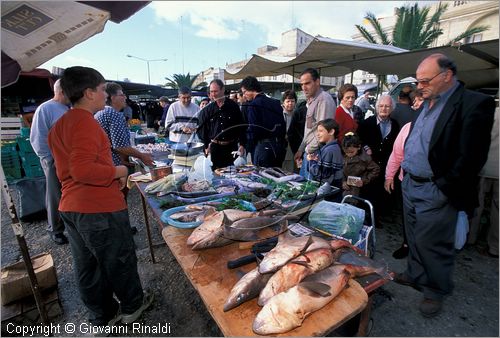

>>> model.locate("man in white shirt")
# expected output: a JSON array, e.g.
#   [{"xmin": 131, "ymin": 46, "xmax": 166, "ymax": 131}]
[
  {"xmin": 30, "ymin": 79, "xmax": 70, "ymax": 245},
  {"xmin": 165, "ymin": 87, "xmax": 200, "ymax": 143}
]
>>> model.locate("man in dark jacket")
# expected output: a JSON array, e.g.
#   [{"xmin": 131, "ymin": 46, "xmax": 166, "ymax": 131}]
[
  {"xmin": 396, "ymin": 53, "xmax": 495, "ymax": 318},
  {"xmin": 240, "ymin": 76, "xmax": 286, "ymax": 167}
]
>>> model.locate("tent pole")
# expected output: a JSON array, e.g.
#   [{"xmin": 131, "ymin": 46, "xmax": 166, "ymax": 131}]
[
  {"xmin": 292, "ymin": 65, "xmax": 295, "ymax": 91},
  {"xmin": 1, "ymin": 167, "xmax": 50, "ymax": 325}
]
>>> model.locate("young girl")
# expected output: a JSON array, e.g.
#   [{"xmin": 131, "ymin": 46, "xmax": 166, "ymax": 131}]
[
  {"xmin": 342, "ymin": 132, "xmax": 380, "ymax": 197},
  {"xmin": 307, "ymin": 119, "xmax": 343, "ymax": 189}
]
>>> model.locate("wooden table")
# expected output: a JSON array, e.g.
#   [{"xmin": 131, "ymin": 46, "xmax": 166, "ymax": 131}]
[{"xmin": 136, "ymin": 182, "xmax": 372, "ymax": 336}]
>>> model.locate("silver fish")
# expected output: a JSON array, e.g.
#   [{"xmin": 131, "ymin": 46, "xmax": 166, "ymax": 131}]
[
  {"xmin": 333, "ymin": 248, "xmax": 393, "ymax": 280},
  {"xmin": 258, "ymin": 231, "xmax": 312, "ymax": 274},
  {"xmin": 223, "ymin": 267, "xmax": 272, "ymax": 312},
  {"xmin": 253, "ymin": 265, "xmax": 351, "ymax": 335}
]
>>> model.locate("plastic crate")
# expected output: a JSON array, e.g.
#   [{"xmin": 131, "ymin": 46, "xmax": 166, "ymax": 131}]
[
  {"xmin": 16, "ymin": 137, "xmax": 34, "ymax": 154},
  {"xmin": 20, "ymin": 127, "xmax": 30, "ymax": 138},
  {"xmin": 20, "ymin": 153, "xmax": 40, "ymax": 167},
  {"xmin": 1, "ymin": 157, "xmax": 21, "ymax": 168},
  {"xmin": 3, "ymin": 166, "xmax": 22, "ymax": 181},
  {"xmin": 23, "ymin": 164, "xmax": 44, "ymax": 178},
  {"xmin": 1, "ymin": 141, "xmax": 18, "ymax": 153}
]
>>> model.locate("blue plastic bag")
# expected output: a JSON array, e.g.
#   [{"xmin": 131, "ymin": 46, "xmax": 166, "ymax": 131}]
[{"xmin": 455, "ymin": 211, "xmax": 469, "ymax": 250}]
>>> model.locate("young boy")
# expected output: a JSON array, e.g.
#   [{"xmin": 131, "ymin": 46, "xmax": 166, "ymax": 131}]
[
  {"xmin": 47, "ymin": 66, "xmax": 153, "ymax": 328},
  {"xmin": 307, "ymin": 118, "xmax": 343, "ymax": 189}
]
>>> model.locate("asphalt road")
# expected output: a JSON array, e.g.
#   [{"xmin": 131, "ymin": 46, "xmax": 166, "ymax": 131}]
[{"xmin": 1, "ymin": 186, "xmax": 498, "ymax": 337}]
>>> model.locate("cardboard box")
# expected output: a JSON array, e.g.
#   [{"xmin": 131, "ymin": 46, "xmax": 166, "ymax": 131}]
[{"xmin": 1, "ymin": 253, "xmax": 58, "ymax": 305}]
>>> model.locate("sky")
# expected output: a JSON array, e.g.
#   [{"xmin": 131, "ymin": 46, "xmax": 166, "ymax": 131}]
[{"xmin": 39, "ymin": 1, "xmax": 410, "ymax": 86}]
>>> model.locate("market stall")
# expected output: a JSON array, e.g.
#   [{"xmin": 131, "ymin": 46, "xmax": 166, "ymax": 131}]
[{"xmin": 132, "ymin": 157, "xmax": 392, "ymax": 336}]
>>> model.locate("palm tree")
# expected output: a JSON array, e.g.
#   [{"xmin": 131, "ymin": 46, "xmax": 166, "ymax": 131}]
[
  {"xmin": 355, "ymin": 3, "xmax": 489, "ymax": 50},
  {"xmin": 164, "ymin": 73, "xmax": 207, "ymax": 90}
]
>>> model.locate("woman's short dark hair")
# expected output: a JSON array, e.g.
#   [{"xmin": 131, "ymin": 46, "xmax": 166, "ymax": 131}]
[
  {"xmin": 317, "ymin": 118, "xmax": 339, "ymax": 138},
  {"xmin": 60, "ymin": 66, "xmax": 105, "ymax": 105},
  {"xmin": 282, "ymin": 90, "xmax": 297, "ymax": 102},
  {"xmin": 342, "ymin": 132, "xmax": 363, "ymax": 149},
  {"xmin": 338, "ymin": 83, "xmax": 358, "ymax": 101}
]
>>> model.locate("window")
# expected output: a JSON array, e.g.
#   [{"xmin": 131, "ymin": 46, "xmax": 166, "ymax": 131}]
[{"xmin": 465, "ymin": 33, "xmax": 482, "ymax": 44}]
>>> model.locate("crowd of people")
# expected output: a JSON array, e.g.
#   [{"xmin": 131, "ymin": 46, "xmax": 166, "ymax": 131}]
[{"xmin": 26, "ymin": 52, "xmax": 497, "ymax": 329}]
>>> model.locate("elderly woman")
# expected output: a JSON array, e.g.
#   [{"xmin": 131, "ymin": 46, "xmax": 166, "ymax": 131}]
[
  {"xmin": 335, "ymin": 83, "xmax": 363, "ymax": 143},
  {"xmin": 357, "ymin": 94, "xmax": 400, "ymax": 228}
]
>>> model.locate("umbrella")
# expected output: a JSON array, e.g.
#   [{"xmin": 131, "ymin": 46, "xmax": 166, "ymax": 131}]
[{"xmin": 1, "ymin": 1, "xmax": 150, "ymax": 87}]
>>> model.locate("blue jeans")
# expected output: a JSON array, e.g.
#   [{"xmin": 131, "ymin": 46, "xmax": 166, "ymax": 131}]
[{"xmin": 299, "ymin": 152, "xmax": 311, "ymax": 180}]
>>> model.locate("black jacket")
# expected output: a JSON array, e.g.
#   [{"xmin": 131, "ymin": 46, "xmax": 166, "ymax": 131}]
[
  {"xmin": 409, "ymin": 83, "xmax": 495, "ymax": 215},
  {"xmin": 287, "ymin": 100, "xmax": 307, "ymax": 154}
]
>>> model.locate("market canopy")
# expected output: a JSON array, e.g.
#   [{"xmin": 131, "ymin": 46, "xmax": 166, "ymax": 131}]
[
  {"xmin": 1, "ymin": 1, "xmax": 150, "ymax": 87},
  {"xmin": 223, "ymin": 37, "xmax": 407, "ymax": 80},
  {"xmin": 330, "ymin": 39, "xmax": 499, "ymax": 89}
]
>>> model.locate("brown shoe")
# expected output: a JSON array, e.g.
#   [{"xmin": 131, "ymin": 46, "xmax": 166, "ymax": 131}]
[
  {"xmin": 393, "ymin": 273, "xmax": 422, "ymax": 291},
  {"xmin": 419, "ymin": 298, "xmax": 442, "ymax": 318}
]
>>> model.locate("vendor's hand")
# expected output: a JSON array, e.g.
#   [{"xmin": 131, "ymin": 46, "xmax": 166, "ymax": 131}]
[
  {"xmin": 204, "ymin": 145, "xmax": 211, "ymax": 156},
  {"xmin": 182, "ymin": 126, "xmax": 194, "ymax": 134},
  {"xmin": 355, "ymin": 180, "xmax": 364, "ymax": 188},
  {"xmin": 307, "ymin": 153, "xmax": 318, "ymax": 161},
  {"xmin": 294, "ymin": 150, "xmax": 303, "ymax": 162},
  {"xmin": 342, "ymin": 182, "xmax": 349, "ymax": 190},
  {"xmin": 384, "ymin": 179, "xmax": 394, "ymax": 194},
  {"xmin": 141, "ymin": 153, "xmax": 154, "ymax": 167}
]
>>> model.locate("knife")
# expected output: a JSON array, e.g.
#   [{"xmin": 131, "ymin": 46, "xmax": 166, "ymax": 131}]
[{"xmin": 227, "ymin": 253, "xmax": 264, "ymax": 269}]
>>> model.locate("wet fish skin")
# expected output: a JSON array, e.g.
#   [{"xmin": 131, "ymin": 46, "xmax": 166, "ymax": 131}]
[
  {"xmin": 330, "ymin": 238, "xmax": 358, "ymax": 251},
  {"xmin": 333, "ymin": 248, "xmax": 392, "ymax": 280},
  {"xmin": 305, "ymin": 236, "xmax": 332, "ymax": 252},
  {"xmin": 252, "ymin": 265, "xmax": 350, "ymax": 335},
  {"xmin": 186, "ymin": 211, "xmax": 224, "ymax": 246},
  {"xmin": 223, "ymin": 267, "xmax": 272, "ymax": 312},
  {"xmin": 258, "ymin": 232, "xmax": 312, "ymax": 274},
  {"xmin": 258, "ymin": 248, "xmax": 334, "ymax": 306}
]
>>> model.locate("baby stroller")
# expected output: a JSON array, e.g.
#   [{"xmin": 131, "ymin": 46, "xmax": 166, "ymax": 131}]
[{"xmin": 340, "ymin": 194, "xmax": 376, "ymax": 258}]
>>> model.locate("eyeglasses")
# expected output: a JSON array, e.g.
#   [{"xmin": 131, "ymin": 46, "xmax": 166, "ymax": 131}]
[{"xmin": 416, "ymin": 71, "xmax": 445, "ymax": 86}]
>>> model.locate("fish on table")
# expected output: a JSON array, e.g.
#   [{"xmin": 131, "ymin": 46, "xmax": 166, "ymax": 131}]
[
  {"xmin": 332, "ymin": 247, "xmax": 393, "ymax": 280},
  {"xmin": 258, "ymin": 248, "xmax": 334, "ymax": 306},
  {"xmin": 252, "ymin": 265, "xmax": 351, "ymax": 335},
  {"xmin": 258, "ymin": 232, "xmax": 313, "ymax": 274},
  {"xmin": 223, "ymin": 267, "xmax": 272, "ymax": 312}
]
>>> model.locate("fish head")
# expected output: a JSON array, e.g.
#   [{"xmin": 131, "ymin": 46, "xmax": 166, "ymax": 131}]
[{"xmin": 253, "ymin": 298, "xmax": 303, "ymax": 335}]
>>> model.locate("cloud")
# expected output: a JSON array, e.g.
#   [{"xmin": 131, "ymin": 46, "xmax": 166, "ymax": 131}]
[{"xmin": 150, "ymin": 1, "xmax": 408, "ymax": 45}]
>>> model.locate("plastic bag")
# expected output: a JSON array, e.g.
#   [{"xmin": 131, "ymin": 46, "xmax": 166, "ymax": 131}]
[
  {"xmin": 455, "ymin": 211, "xmax": 469, "ymax": 250},
  {"xmin": 308, "ymin": 200, "xmax": 365, "ymax": 242},
  {"xmin": 188, "ymin": 155, "xmax": 213, "ymax": 183},
  {"xmin": 232, "ymin": 150, "xmax": 247, "ymax": 167}
]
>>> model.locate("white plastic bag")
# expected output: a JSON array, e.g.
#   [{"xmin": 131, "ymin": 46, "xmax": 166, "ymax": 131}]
[
  {"xmin": 232, "ymin": 150, "xmax": 247, "ymax": 167},
  {"xmin": 455, "ymin": 211, "xmax": 469, "ymax": 250},
  {"xmin": 188, "ymin": 155, "xmax": 213, "ymax": 183}
]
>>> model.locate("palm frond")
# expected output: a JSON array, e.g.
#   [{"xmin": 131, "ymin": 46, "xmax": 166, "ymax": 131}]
[
  {"xmin": 447, "ymin": 25, "xmax": 490, "ymax": 45},
  {"xmin": 355, "ymin": 24, "xmax": 378, "ymax": 44},
  {"xmin": 364, "ymin": 12, "xmax": 391, "ymax": 45}
]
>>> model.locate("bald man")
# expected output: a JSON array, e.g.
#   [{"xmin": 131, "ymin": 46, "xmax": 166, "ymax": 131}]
[
  {"xmin": 30, "ymin": 79, "xmax": 71, "ymax": 245},
  {"xmin": 396, "ymin": 53, "xmax": 495, "ymax": 317}
]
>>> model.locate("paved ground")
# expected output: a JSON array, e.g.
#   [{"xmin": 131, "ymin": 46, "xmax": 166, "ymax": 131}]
[{"xmin": 1, "ymin": 185, "xmax": 498, "ymax": 337}]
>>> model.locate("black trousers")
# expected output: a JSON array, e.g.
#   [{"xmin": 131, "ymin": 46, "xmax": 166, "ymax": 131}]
[
  {"xmin": 253, "ymin": 140, "xmax": 286, "ymax": 168},
  {"xmin": 61, "ymin": 209, "xmax": 144, "ymax": 325},
  {"xmin": 210, "ymin": 142, "xmax": 238, "ymax": 169}
]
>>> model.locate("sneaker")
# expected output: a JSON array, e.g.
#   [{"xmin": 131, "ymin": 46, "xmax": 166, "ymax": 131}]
[
  {"xmin": 121, "ymin": 292, "xmax": 154, "ymax": 324},
  {"xmin": 50, "ymin": 233, "xmax": 69, "ymax": 245},
  {"xmin": 419, "ymin": 298, "xmax": 442, "ymax": 318}
]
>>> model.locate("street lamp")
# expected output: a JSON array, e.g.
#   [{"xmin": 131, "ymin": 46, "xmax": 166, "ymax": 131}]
[{"xmin": 126, "ymin": 54, "xmax": 168, "ymax": 85}]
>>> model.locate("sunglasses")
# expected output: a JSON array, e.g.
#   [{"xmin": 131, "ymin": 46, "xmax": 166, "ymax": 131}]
[{"xmin": 416, "ymin": 71, "xmax": 445, "ymax": 86}]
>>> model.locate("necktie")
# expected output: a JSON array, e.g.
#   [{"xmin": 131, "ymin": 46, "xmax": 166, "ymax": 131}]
[{"xmin": 380, "ymin": 120, "xmax": 389, "ymax": 138}]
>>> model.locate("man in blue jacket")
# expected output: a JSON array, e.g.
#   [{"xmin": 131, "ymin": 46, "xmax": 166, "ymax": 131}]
[{"xmin": 240, "ymin": 76, "xmax": 286, "ymax": 167}]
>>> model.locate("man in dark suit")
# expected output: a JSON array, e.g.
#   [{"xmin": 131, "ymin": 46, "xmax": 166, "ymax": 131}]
[
  {"xmin": 396, "ymin": 53, "xmax": 495, "ymax": 318},
  {"xmin": 240, "ymin": 76, "xmax": 286, "ymax": 167},
  {"xmin": 357, "ymin": 94, "xmax": 400, "ymax": 227}
]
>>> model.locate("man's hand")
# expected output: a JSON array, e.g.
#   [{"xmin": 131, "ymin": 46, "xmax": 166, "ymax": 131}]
[
  {"xmin": 384, "ymin": 178, "xmax": 394, "ymax": 194},
  {"xmin": 294, "ymin": 150, "xmax": 303, "ymax": 162},
  {"xmin": 118, "ymin": 176, "xmax": 127, "ymax": 190},
  {"xmin": 238, "ymin": 144, "xmax": 245, "ymax": 156},
  {"xmin": 140, "ymin": 152, "xmax": 154, "ymax": 167}
]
